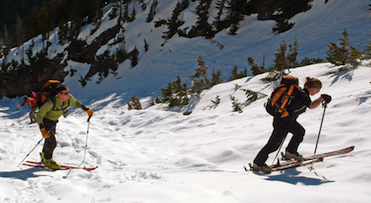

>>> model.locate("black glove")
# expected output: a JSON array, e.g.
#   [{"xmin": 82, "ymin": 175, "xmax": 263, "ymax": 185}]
[{"xmin": 321, "ymin": 94, "xmax": 332, "ymax": 104}]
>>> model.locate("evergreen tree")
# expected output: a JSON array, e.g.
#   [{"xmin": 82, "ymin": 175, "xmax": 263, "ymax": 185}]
[
  {"xmin": 161, "ymin": 0, "xmax": 188, "ymax": 43},
  {"xmin": 168, "ymin": 75, "xmax": 189, "ymax": 107},
  {"xmin": 272, "ymin": 40, "xmax": 289, "ymax": 74},
  {"xmin": 241, "ymin": 88, "xmax": 267, "ymax": 103},
  {"xmin": 272, "ymin": 19, "xmax": 294, "ymax": 34},
  {"xmin": 146, "ymin": 0, "xmax": 158, "ymax": 22},
  {"xmin": 230, "ymin": 95, "xmax": 242, "ymax": 113},
  {"xmin": 190, "ymin": 56, "xmax": 211, "ymax": 93},
  {"xmin": 38, "ymin": 1, "xmax": 51, "ymax": 43},
  {"xmin": 161, "ymin": 81, "xmax": 173, "ymax": 102},
  {"xmin": 272, "ymin": 0, "xmax": 312, "ymax": 33},
  {"xmin": 298, "ymin": 57, "xmax": 325, "ymax": 66},
  {"xmin": 287, "ymin": 39, "xmax": 299, "ymax": 68},
  {"xmin": 248, "ymin": 56, "xmax": 266, "ymax": 76},
  {"xmin": 229, "ymin": 65, "xmax": 247, "ymax": 81},
  {"xmin": 130, "ymin": 46, "xmax": 139, "ymax": 67},
  {"xmin": 211, "ymin": 69, "xmax": 222, "ymax": 86},
  {"xmin": 189, "ymin": 0, "xmax": 213, "ymax": 38},
  {"xmin": 225, "ymin": 0, "xmax": 246, "ymax": 35},
  {"xmin": 326, "ymin": 29, "xmax": 361, "ymax": 66},
  {"xmin": 363, "ymin": 40, "xmax": 371, "ymax": 60},
  {"xmin": 128, "ymin": 96, "xmax": 142, "ymax": 110},
  {"xmin": 213, "ymin": 0, "xmax": 227, "ymax": 31},
  {"xmin": 15, "ymin": 15, "xmax": 26, "ymax": 62}
]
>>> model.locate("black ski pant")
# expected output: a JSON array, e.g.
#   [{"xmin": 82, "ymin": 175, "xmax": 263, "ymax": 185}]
[
  {"xmin": 253, "ymin": 116, "xmax": 305, "ymax": 166},
  {"xmin": 42, "ymin": 118, "xmax": 58, "ymax": 160}
]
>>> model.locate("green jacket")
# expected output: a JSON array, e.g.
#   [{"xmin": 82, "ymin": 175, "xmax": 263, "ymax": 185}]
[{"xmin": 37, "ymin": 94, "xmax": 87, "ymax": 128}]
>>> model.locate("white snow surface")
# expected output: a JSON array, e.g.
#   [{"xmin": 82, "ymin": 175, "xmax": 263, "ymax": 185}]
[
  {"xmin": 1, "ymin": 0, "xmax": 371, "ymax": 202},
  {"xmin": 1, "ymin": 62, "xmax": 371, "ymax": 202}
]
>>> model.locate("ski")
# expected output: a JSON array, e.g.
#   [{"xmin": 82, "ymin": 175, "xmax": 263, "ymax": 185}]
[
  {"xmin": 245, "ymin": 146, "xmax": 354, "ymax": 173},
  {"xmin": 271, "ymin": 157, "xmax": 324, "ymax": 172},
  {"xmin": 245, "ymin": 157, "xmax": 323, "ymax": 174},
  {"xmin": 280, "ymin": 145, "xmax": 354, "ymax": 162},
  {"xmin": 23, "ymin": 161, "xmax": 97, "ymax": 171},
  {"xmin": 274, "ymin": 145, "xmax": 355, "ymax": 168}
]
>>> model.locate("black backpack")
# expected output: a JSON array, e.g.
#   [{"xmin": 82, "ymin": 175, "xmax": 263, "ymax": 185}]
[{"xmin": 265, "ymin": 75, "xmax": 301, "ymax": 118}]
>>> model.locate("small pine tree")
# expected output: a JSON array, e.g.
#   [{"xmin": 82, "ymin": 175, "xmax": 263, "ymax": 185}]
[
  {"xmin": 128, "ymin": 96, "xmax": 142, "ymax": 110},
  {"xmin": 190, "ymin": 56, "xmax": 211, "ymax": 93},
  {"xmin": 287, "ymin": 39, "xmax": 299, "ymax": 68},
  {"xmin": 160, "ymin": 76, "xmax": 189, "ymax": 108},
  {"xmin": 248, "ymin": 57, "xmax": 266, "ymax": 76},
  {"xmin": 130, "ymin": 46, "xmax": 139, "ymax": 67},
  {"xmin": 241, "ymin": 88, "xmax": 267, "ymax": 103},
  {"xmin": 363, "ymin": 41, "xmax": 371, "ymax": 59},
  {"xmin": 272, "ymin": 40, "xmax": 289, "ymax": 74},
  {"xmin": 230, "ymin": 95, "xmax": 242, "ymax": 113},
  {"xmin": 326, "ymin": 29, "xmax": 361, "ymax": 67},
  {"xmin": 211, "ymin": 95, "xmax": 221, "ymax": 105},
  {"xmin": 264, "ymin": 40, "xmax": 290, "ymax": 81},
  {"xmin": 169, "ymin": 76, "xmax": 189, "ymax": 107},
  {"xmin": 229, "ymin": 65, "xmax": 247, "ymax": 81},
  {"xmin": 298, "ymin": 57, "xmax": 325, "ymax": 66},
  {"xmin": 161, "ymin": 81, "xmax": 173, "ymax": 102},
  {"xmin": 211, "ymin": 69, "xmax": 222, "ymax": 86}
]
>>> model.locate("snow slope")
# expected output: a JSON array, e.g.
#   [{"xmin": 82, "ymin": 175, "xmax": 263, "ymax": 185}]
[
  {"xmin": 1, "ymin": 0, "xmax": 371, "ymax": 202},
  {"xmin": 1, "ymin": 62, "xmax": 371, "ymax": 202},
  {"xmin": 3, "ymin": 0, "xmax": 371, "ymax": 104}
]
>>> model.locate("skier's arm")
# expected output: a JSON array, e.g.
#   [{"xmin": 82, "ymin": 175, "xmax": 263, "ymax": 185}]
[
  {"xmin": 309, "ymin": 97, "xmax": 324, "ymax": 109},
  {"xmin": 69, "ymin": 94, "xmax": 93, "ymax": 117}
]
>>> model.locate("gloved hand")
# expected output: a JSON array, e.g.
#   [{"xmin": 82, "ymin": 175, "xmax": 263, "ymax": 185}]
[
  {"xmin": 40, "ymin": 128, "xmax": 50, "ymax": 138},
  {"xmin": 87, "ymin": 109, "xmax": 94, "ymax": 117},
  {"xmin": 321, "ymin": 94, "xmax": 332, "ymax": 104}
]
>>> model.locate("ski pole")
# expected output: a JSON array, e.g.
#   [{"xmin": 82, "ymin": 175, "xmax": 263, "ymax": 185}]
[
  {"xmin": 82, "ymin": 116, "xmax": 92, "ymax": 163},
  {"xmin": 17, "ymin": 138, "xmax": 43, "ymax": 167},
  {"xmin": 271, "ymin": 134, "xmax": 288, "ymax": 166},
  {"xmin": 65, "ymin": 116, "xmax": 91, "ymax": 178},
  {"xmin": 17, "ymin": 126, "xmax": 55, "ymax": 167},
  {"xmin": 310, "ymin": 102, "xmax": 327, "ymax": 171}
]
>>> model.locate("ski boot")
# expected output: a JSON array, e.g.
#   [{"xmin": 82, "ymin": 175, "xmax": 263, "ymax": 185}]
[
  {"xmin": 251, "ymin": 163, "xmax": 272, "ymax": 174},
  {"xmin": 284, "ymin": 151, "xmax": 303, "ymax": 160},
  {"xmin": 41, "ymin": 152, "xmax": 60, "ymax": 170}
]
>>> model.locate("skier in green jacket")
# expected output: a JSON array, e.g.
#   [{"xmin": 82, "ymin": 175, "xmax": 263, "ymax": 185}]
[{"xmin": 37, "ymin": 85, "xmax": 94, "ymax": 169}]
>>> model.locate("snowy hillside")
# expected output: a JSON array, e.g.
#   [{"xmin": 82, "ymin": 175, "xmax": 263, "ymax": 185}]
[
  {"xmin": 1, "ymin": 0, "xmax": 371, "ymax": 202},
  {"xmin": 3, "ymin": 0, "xmax": 371, "ymax": 104},
  {"xmin": 1, "ymin": 62, "xmax": 371, "ymax": 202}
]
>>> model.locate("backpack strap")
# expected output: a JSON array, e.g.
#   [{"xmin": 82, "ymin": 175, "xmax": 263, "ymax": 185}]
[
  {"xmin": 277, "ymin": 84, "xmax": 296, "ymax": 118},
  {"xmin": 52, "ymin": 99, "xmax": 70, "ymax": 111}
]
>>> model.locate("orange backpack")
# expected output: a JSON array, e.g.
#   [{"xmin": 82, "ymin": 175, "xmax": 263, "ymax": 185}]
[
  {"xmin": 36, "ymin": 80, "xmax": 61, "ymax": 108},
  {"xmin": 265, "ymin": 75, "xmax": 301, "ymax": 118}
]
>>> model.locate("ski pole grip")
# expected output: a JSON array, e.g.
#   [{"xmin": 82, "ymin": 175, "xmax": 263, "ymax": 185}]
[{"xmin": 87, "ymin": 116, "xmax": 92, "ymax": 123}]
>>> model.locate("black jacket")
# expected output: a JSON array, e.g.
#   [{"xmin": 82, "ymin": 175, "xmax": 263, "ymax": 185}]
[{"xmin": 287, "ymin": 88, "xmax": 312, "ymax": 119}]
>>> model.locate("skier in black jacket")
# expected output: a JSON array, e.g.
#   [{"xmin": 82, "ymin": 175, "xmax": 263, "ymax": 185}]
[{"xmin": 252, "ymin": 77, "xmax": 332, "ymax": 173}]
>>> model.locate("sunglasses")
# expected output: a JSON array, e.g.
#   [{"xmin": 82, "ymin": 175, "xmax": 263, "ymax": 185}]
[{"xmin": 60, "ymin": 91, "xmax": 70, "ymax": 95}]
